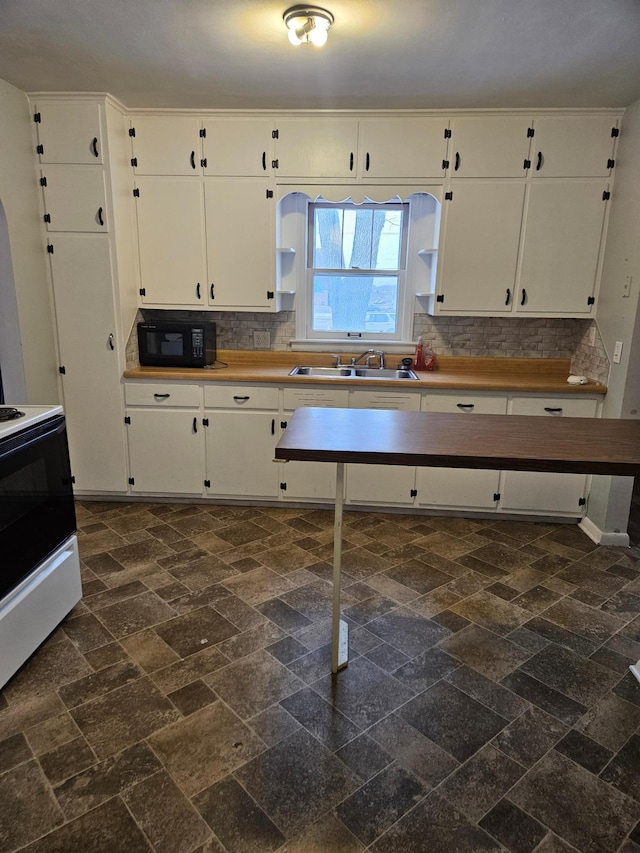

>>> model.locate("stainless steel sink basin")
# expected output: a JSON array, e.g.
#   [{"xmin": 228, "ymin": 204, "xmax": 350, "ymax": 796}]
[{"xmin": 289, "ymin": 366, "xmax": 419, "ymax": 380}]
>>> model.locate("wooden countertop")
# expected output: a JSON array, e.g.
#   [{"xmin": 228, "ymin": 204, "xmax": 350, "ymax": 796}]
[
  {"xmin": 124, "ymin": 351, "xmax": 607, "ymax": 395},
  {"xmin": 276, "ymin": 408, "xmax": 640, "ymax": 475}
]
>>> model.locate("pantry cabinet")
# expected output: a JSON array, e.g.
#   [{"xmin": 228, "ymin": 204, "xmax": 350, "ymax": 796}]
[
  {"xmin": 517, "ymin": 180, "xmax": 609, "ymax": 314},
  {"xmin": 530, "ymin": 116, "xmax": 618, "ymax": 178},
  {"xmin": 358, "ymin": 118, "xmax": 448, "ymax": 178},
  {"xmin": 273, "ymin": 118, "xmax": 359, "ymax": 178},
  {"xmin": 417, "ymin": 394, "xmax": 506, "ymax": 509},
  {"xmin": 48, "ymin": 235, "xmax": 127, "ymax": 493},
  {"xmin": 34, "ymin": 99, "xmax": 103, "ymax": 164},
  {"xmin": 435, "ymin": 181, "xmax": 526, "ymax": 313},
  {"xmin": 40, "ymin": 165, "xmax": 108, "ymax": 232},
  {"xmin": 447, "ymin": 116, "xmax": 532, "ymax": 178},
  {"xmin": 202, "ymin": 118, "xmax": 272, "ymax": 177},
  {"xmin": 134, "ymin": 177, "xmax": 207, "ymax": 306},
  {"xmin": 130, "ymin": 116, "xmax": 203, "ymax": 175}
]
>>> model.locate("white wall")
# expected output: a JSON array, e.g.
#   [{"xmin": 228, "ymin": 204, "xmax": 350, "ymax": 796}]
[
  {"xmin": 0, "ymin": 77, "xmax": 58, "ymax": 403},
  {"xmin": 586, "ymin": 96, "xmax": 640, "ymax": 540}
]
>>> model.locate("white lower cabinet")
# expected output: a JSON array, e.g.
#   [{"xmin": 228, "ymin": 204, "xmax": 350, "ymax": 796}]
[
  {"xmin": 500, "ymin": 396, "xmax": 599, "ymax": 515},
  {"xmin": 126, "ymin": 408, "xmax": 204, "ymax": 494},
  {"xmin": 346, "ymin": 389, "xmax": 420, "ymax": 506},
  {"xmin": 204, "ymin": 385, "xmax": 279, "ymax": 498},
  {"xmin": 125, "ymin": 382, "xmax": 204, "ymax": 494},
  {"xmin": 279, "ymin": 387, "xmax": 349, "ymax": 501},
  {"xmin": 417, "ymin": 393, "xmax": 507, "ymax": 509}
]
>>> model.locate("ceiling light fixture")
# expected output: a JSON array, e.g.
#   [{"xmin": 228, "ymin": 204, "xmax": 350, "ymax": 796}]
[{"xmin": 283, "ymin": 5, "xmax": 334, "ymax": 47}]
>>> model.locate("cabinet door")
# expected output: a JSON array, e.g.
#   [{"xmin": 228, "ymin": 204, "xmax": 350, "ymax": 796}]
[
  {"xmin": 417, "ymin": 394, "xmax": 506, "ymax": 508},
  {"xmin": 359, "ymin": 119, "xmax": 447, "ymax": 178},
  {"xmin": 436, "ymin": 181, "xmax": 526, "ymax": 312},
  {"xmin": 135, "ymin": 178, "xmax": 206, "ymax": 306},
  {"xmin": 202, "ymin": 119, "xmax": 271, "ymax": 177},
  {"xmin": 280, "ymin": 420, "xmax": 338, "ymax": 501},
  {"xmin": 34, "ymin": 100, "xmax": 103, "ymax": 164},
  {"xmin": 204, "ymin": 179, "xmax": 274, "ymax": 309},
  {"xmin": 347, "ymin": 464, "xmax": 416, "ymax": 506},
  {"xmin": 517, "ymin": 181, "xmax": 608, "ymax": 315},
  {"xmin": 49, "ymin": 235, "xmax": 127, "ymax": 492},
  {"xmin": 41, "ymin": 166, "xmax": 108, "ymax": 232},
  {"xmin": 532, "ymin": 117, "xmax": 617, "ymax": 177},
  {"xmin": 127, "ymin": 410, "xmax": 204, "ymax": 494},
  {"xmin": 130, "ymin": 116, "xmax": 202, "ymax": 176},
  {"xmin": 205, "ymin": 411, "xmax": 278, "ymax": 497},
  {"xmin": 500, "ymin": 397, "xmax": 597, "ymax": 514},
  {"xmin": 274, "ymin": 119, "xmax": 359, "ymax": 178},
  {"xmin": 448, "ymin": 117, "xmax": 532, "ymax": 178}
]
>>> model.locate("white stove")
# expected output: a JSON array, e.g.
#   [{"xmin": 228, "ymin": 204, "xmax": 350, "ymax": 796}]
[{"xmin": 0, "ymin": 404, "xmax": 81, "ymax": 688}]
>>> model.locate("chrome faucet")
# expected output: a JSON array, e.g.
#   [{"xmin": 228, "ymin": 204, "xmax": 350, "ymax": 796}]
[
  {"xmin": 376, "ymin": 350, "xmax": 386, "ymax": 369},
  {"xmin": 350, "ymin": 349, "xmax": 376, "ymax": 366},
  {"xmin": 331, "ymin": 353, "xmax": 343, "ymax": 367}
]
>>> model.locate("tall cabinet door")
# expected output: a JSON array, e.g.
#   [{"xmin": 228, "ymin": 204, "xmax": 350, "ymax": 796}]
[
  {"xmin": 135, "ymin": 178, "xmax": 207, "ymax": 306},
  {"xmin": 436, "ymin": 181, "xmax": 526, "ymax": 313},
  {"xmin": 517, "ymin": 181, "xmax": 608, "ymax": 315},
  {"xmin": 48, "ymin": 235, "xmax": 127, "ymax": 492},
  {"xmin": 204, "ymin": 179, "xmax": 274, "ymax": 309}
]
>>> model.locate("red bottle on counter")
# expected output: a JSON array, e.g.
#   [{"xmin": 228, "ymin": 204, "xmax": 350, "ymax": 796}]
[{"xmin": 415, "ymin": 336, "xmax": 435, "ymax": 370}]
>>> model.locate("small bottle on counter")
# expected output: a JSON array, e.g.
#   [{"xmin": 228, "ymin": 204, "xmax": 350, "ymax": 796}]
[{"xmin": 415, "ymin": 337, "xmax": 436, "ymax": 371}]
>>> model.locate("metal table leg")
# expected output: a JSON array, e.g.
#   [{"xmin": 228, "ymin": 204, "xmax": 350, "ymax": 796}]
[
  {"xmin": 631, "ymin": 662, "xmax": 640, "ymax": 685},
  {"xmin": 332, "ymin": 461, "xmax": 348, "ymax": 674}
]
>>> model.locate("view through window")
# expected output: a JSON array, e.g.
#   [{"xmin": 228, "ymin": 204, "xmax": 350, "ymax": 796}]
[{"xmin": 308, "ymin": 202, "xmax": 408, "ymax": 337}]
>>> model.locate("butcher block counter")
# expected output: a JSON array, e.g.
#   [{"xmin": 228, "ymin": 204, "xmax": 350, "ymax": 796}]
[{"xmin": 124, "ymin": 351, "xmax": 607, "ymax": 395}]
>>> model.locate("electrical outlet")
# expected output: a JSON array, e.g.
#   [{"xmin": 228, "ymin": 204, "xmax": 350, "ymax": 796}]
[
  {"xmin": 613, "ymin": 340, "xmax": 623, "ymax": 364},
  {"xmin": 588, "ymin": 325, "xmax": 596, "ymax": 347},
  {"xmin": 623, "ymin": 275, "xmax": 632, "ymax": 298},
  {"xmin": 253, "ymin": 331, "xmax": 271, "ymax": 349}
]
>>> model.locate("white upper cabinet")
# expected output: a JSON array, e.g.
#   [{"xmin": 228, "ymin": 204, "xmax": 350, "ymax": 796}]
[
  {"xmin": 130, "ymin": 116, "xmax": 203, "ymax": 175},
  {"xmin": 530, "ymin": 116, "xmax": 618, "ymax": 177},
  {"xmin": 273, "ymin": 118, "xmax": 359, "ymax": 178},
  {"xmin": 204, "ymin": 179, "xmax": 275, "ymax": 310},
  {"xmin": 447, "ymin": 117, "xmax": 532, "ymax": 177},
  {"xmin": 135, "ymin": 177, "xmax": 207, "ymax": 306},
  {"xmin": 359, "ymin": 118, "xmax": 448, "ymax": 178},
  {"xmin": 41, "ymin": 165, "xmax": 108, "ymax": 232},
  {"xmin": 202, "ymin": 119, "xmax": 272, "ymax": 177},
  {"xmin": 435, "ymin": 181, "xmax": 526, "ymax": 312},
  {"xmin": 517, "ymin": 180, "xmax": 609, "ymax": 314},
  {"xmin": 34, "ymin": 100, "xmax": 103, "ymax": 164}
]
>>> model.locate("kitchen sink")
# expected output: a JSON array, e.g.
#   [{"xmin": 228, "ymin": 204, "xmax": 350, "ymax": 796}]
[{"xmin": 289, "ymin": 366, "xmax": 419, "ymax": 380}]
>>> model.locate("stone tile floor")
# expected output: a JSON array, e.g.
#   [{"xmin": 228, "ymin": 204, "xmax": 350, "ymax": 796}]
[{"xmin": 2, "ymin": 501, "xmax": 640, "ymax": 852}]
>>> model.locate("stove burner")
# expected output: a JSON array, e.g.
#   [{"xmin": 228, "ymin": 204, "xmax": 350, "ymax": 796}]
[{"xmin": 0, "ymin": 407, "xmax": 25, "ymax": 422}]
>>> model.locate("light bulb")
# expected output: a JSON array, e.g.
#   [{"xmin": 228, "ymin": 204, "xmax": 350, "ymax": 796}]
[
  {"xmin": 308, "ymin": 22, "xmax": 328, "ymax": 46},
  {"xmin": 287, "ymin": 27, "xmax": 302, "ymax": 45}
]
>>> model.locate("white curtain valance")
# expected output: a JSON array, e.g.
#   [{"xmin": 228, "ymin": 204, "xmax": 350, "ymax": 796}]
[{"xmin": 276, "ymin": 184, "xmax": 442, "ymax": 204}]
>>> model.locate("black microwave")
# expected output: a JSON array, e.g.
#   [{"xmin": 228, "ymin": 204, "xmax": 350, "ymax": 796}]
[{"xmin": 137, "ymin": 321, "xmax": 216, "ymax": 368}]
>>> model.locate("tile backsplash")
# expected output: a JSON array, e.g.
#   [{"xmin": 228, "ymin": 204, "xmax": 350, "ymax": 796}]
[{"xmin": 128, "ymin": 310, "xmax": 609, "ymax": 384}]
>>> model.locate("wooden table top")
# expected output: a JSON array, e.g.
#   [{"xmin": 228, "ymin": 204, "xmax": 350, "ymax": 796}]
[{"xmin": 275, "ymin": 408, "xmax": 640, "ymax": 476}]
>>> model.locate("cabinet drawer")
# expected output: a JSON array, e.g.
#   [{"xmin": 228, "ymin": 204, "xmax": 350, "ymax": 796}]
[
  {"xmin": 124, "ymin": 383, "xmax": 200, "ymax": 407},
  {"xmin": 283, "ymin": 387, "xmax": 349, "ymax": 410},
  {"xmin": 510, "ymin": 397, "xmax": 598, "ymax": 418},
  {"xmin": 421, "ymin": 393, "xmax": 507, "ymax": 414},
  {"xmin": 205, "ymin": 385, "xmax": 279, "ymax": 409},
  {"xmin": 349, "ymin": 390, "xmax": 420, "ymax": 411}
]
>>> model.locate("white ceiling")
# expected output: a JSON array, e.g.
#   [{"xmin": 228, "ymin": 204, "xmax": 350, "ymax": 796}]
[{"xmin": 1, "ymin": 0, "xmax": 639, "ymax": 110}]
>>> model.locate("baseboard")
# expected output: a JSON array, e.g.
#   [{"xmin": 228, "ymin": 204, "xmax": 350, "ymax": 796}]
[{"xmin": 580, "ymin": 516, "xmax": 630, "ymax": 547}]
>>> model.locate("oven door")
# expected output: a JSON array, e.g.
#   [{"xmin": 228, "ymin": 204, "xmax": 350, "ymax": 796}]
[{"xmin": 0, "ymin": 415, "xmax": 77, "ymax": 599}]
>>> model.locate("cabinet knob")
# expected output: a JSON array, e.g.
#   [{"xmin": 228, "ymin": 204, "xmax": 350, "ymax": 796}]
[
  {"xmin": 97, "ymin": 206, "xmax": 104, "ymax": 226},
  {"xmin": 544, "ymin": 407, "xmax": 563, "ymax": 414},
  {"xmin": 505, "ymin": 288, "xmax": 511, "ymax": 305},
  {"xmin": 190, "ymin": 150, "xmax": 196, "ymax": 170},
  {"xmin": 520, "ymin": 288, "xmax": 527, "ymax": 306},
  {"xmin": 108, "ymin": 333, "xmax": 115, "ymax": 351},
  {"xmin": 536, "ymin": 151, "xmax": 543, "ymax": 171},
  {"xmin": 454, "ymin": 152, "xmax": 460, "ymax": 171},
  {"xmin": 210, "ymin": 283, "xmax": 215, "ymax": 300},
  {"xmin": 262, "ymin": 152, "xmax": 267, "ymax": 171},
  {"xmin": 193, "ymin": 417, "xmax": 198, "ymax": 433},
  {"xmin": 196, "ymin": 282, "xmax": 201, "ymax": 300},
  {"xmin": 91, "ymin": 137, "xmax": 99, "ymax": 158},
  {"xmin": 365, "ymin": 152, "xmax": 370, "ymax": 172},
  {"xmin": 456, "ymin": 403, "xmax": 475, "ymax": 410}
]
